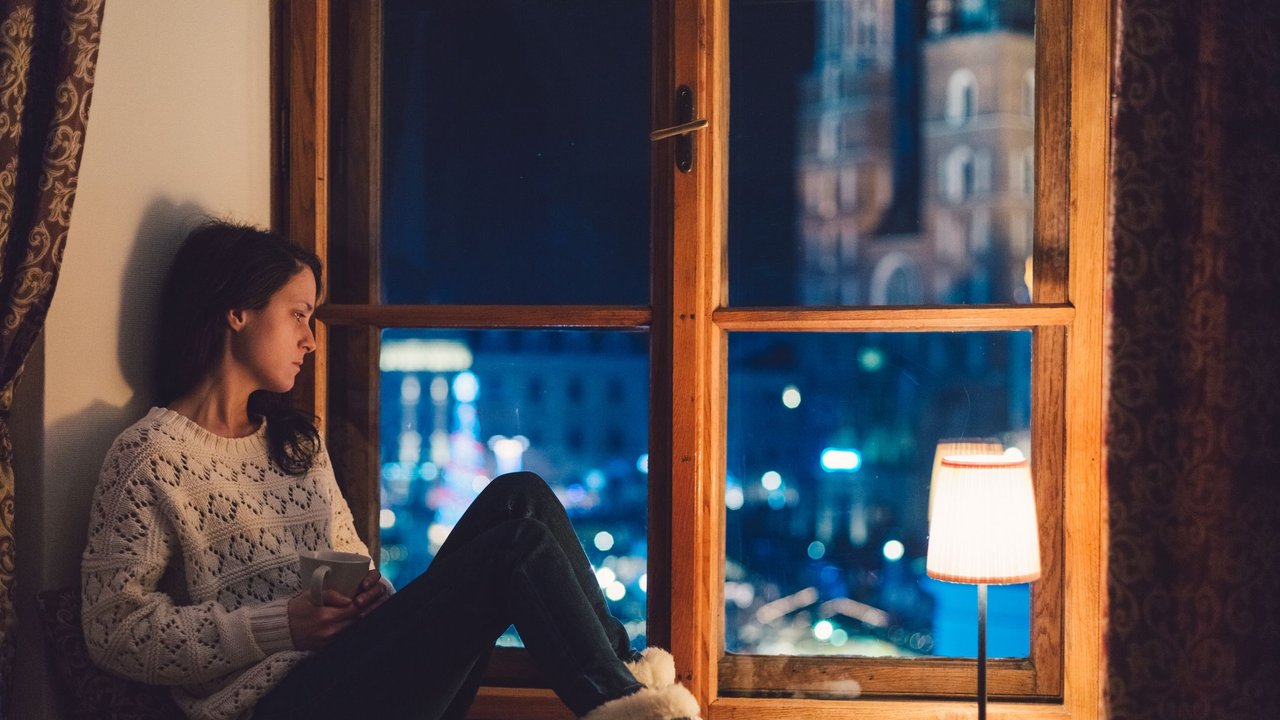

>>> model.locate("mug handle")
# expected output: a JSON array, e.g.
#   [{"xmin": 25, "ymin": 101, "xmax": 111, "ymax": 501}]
[{"xmin": 309, "ymin": 565, "xmax": 331, "ymax": 607}]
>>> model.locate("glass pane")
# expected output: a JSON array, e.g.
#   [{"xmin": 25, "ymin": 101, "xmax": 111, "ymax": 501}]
[
  {"xmin": 378, "ymin": 329, "xmax": 650, "ymax": 649},
  {"xmin": 724, "ymin": 331, "xmax": 1033, "ymax": 657},
  {"xmin": 728, "ymin": 0, "xmax": 1036, "ymax": 306},
  {"xmin": 379, "ymin": 0, "xmax": 650, "ymax": 305}
]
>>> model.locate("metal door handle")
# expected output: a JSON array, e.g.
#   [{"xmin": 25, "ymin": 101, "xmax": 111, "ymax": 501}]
[
  {"xmin": 650, "ymin": 118, "xmax": 708, "ymax": 142},
  {"xmin": 652, "ymin": 86, "xmax": 701, "ymax": 173}
]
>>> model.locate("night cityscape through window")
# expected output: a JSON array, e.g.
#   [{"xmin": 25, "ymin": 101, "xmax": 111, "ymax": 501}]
[{"xmin": 378, "ymin": 0, "xmax": 1035, "ymax": 659}]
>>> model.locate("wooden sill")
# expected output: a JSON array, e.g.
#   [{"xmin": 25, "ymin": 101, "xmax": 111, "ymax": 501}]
[{"xmin": 466, "ymin": 687, "xmax": 1075, "ymax": 720}]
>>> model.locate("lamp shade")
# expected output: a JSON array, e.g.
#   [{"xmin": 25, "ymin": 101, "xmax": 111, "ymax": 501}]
[
  {"xmin": 927, "ymin": 438, "xmax": 1004, "ymax": 521},
  {"xmin": 926, "ymin": 455, "xmax": 1041, "ymax": 585}
]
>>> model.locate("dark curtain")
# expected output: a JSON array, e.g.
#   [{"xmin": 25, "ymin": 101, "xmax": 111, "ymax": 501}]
[
  {"xmin": 1108, "ymin": 0, "xmax": 1280, "ymax": 719},
  {"xmin": 0, "ymin": 0, "xmax": 104, "ymax": 715}
]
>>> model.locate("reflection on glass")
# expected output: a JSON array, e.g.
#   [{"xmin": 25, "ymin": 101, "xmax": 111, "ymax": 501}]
[
  {"xmin": 380, "ymin": 0, "xmax": 650, "ymax": 305},
  {"xmin": 729, "ymin": 0, "xmax": 1036, "ymax": 306},
  {"xmin": 378, "ymin": 329, "xmax": 649, "ymax": 649},
  {"xmin": 725, "ymin": 331, "xmax": 1033, "ymax": 657}
]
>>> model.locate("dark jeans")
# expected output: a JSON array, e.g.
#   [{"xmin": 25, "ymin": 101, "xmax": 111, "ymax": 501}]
[{"xmin": 254, "ymin": 472, "xmax": 643, "ymax": 720}]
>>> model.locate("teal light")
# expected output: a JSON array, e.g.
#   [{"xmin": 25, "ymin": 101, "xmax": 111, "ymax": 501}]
[
  {"xmin": 858, "ymin": 347, "xmax": 885, "ymax": 372},
  {"xmin": 821, "ymin": 448, "xmax": 862, "ymax": 472}
]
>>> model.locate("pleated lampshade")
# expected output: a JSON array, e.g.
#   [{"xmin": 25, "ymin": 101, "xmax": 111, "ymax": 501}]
[
  {"xmin": 927, "ymin": 438, "xmax": 1004, "ymax": 522},
  {"xmin": 926, "ymin": 454, "xmax": 1041, "ymax": 585}
]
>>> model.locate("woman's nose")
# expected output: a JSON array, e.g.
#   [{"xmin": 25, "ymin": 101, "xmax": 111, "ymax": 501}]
[{"xmin": 302, "ymin": 324, "xmax": 316, "ymax": 353}]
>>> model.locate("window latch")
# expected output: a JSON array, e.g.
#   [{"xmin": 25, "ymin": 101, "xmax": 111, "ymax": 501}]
[{"xmin": 650, "ymin": 86, "xmax": 705, "ymax": 173}]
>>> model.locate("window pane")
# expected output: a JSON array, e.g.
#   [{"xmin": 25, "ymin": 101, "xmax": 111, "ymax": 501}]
[
  {"xmin": 724, "ymin": 331, "xmax": 1032, "ymax": 657},
  {"xmin": 728, "ymin": 0, "xmax": 1036, "ymax": 306},
  {"xmin": 378, "ymin": 329, "xmax": 650, "ymax": 649},
  {"xmin": 378, "ymin": 0, "xmax": 650, "ymax": 305}
]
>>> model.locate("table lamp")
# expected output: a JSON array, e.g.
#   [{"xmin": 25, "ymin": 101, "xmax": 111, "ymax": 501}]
[{"xmin": 926, "ymin": 454, "xmax": 1040, "ymax": 720}]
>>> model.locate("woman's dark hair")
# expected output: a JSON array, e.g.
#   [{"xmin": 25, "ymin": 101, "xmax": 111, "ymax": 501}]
[{"xmin": 156, "ymin": 219, "xmax": 324, "ymax": 474}]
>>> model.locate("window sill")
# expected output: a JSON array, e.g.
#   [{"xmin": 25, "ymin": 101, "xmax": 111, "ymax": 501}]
[{"xmin": 466, "ymin": 687, "xmax": 1078, "ymax": 719}]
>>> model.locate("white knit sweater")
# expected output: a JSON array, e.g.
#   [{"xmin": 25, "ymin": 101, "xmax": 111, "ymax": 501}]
[{"xmin": 81, "ymin": 407, "xmax": 379, "ymax": 720}]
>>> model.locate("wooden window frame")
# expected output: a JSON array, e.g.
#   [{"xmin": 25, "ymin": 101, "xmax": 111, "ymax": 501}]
[{"xmin": 272, "ymin": 0, "xmax": 1109, "ymax": 717}]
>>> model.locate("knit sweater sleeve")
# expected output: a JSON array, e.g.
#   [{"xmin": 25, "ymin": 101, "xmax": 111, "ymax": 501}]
[
  {"xmin": 320, "ymin": 448, "xmax": 395, "ymax": 594},
  {"xmin": 318, "ymin": 445, "xmax": 366, "ymax": 559},
  {"xmin": 80, "ymin": 444, "xmax": 295, "ymax": 686}
]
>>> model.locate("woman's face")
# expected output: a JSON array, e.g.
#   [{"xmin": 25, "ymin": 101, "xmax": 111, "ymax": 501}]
[{"xmin": 229, "ymin": 268, "xmax": 318, "ymax": 394}]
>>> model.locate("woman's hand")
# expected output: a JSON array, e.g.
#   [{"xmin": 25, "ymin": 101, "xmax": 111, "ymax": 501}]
[
  {"xmin": 286, "ymin": 591, "xmax": 360, "ymax": 651},
  {"xmin": 352, "ymin": 569, "xmax": 390, "ymax": 617}
]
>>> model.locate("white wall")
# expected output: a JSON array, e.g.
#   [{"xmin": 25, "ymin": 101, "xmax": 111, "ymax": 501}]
[{"xmin": 12, "ymin": 2, "xmax": 271, "ymax": 717}]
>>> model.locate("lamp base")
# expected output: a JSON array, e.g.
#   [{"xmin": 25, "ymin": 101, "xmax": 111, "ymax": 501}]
[{"xmin": 978, "ymin": 583, "xmax": 987, "ymax": 720}]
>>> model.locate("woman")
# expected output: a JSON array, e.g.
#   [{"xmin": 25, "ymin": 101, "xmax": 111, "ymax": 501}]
[{"xmin": 81, "ymin": 220, "xmax": 700, "ymax": 720}]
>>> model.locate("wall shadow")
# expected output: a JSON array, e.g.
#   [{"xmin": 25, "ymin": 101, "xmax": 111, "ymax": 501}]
[{"xmin": 38, "ymin": 197, "xmax": 211, "ymax": 588}]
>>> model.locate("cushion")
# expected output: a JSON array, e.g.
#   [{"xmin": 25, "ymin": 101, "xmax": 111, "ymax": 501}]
[{"xmin": 35, "ymin": 587, "xmax": 184, "ymax": 720}]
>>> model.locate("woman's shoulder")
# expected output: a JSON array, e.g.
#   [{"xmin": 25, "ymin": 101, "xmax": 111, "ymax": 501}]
[
  {"xmin": 100, "ymin": 408, "xmax": 199, "ymax": 485},
  {"xmin": 108, "ymin": 407, "xmax": 181, "ymax": 452}
]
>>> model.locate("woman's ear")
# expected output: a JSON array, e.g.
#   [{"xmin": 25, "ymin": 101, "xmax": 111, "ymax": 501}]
[{"xmin": 226, "ymin": 308, "xmax": 249, "ymax": 332}]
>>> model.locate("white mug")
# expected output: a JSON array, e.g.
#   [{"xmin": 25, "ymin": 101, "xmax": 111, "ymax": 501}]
[{"xmin": 298, "ymin": 550, "xmax": 371, "ymax": 606}]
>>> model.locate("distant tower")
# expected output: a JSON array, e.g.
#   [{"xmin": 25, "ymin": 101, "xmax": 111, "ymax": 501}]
[
  {"xmin": 795, "ymin": 0, "xmax": 900, "ymax": 306},
  {"xmin": 922, "ymin": 0, "xmax": 1035, "ymax": 303}
]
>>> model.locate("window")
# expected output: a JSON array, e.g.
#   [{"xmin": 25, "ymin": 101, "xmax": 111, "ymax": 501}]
[
  {"xmin": 946, "ymin": 69, "xmax": 978, "ymax": 126},
  {"xmin": 279, "ymin": 0, "xmax": 1107, "ymax": 714},
  {"xmin": 974, "ymin": 148, "xmax": 993, "ymax": 195},
  {"xmin": 943, "ymin": 144, "xmax": 976, "ymax": 202},
  {"xmin": 868, "ymin": 254, "xmax": 925, "ymax": 306},
  {"xmin": 818, "ymin": 116, "xmax": 839, "ymax": 160},
  {"xmin": 853, "ymin": 0, "xmax": 880, "ymax": 64}
]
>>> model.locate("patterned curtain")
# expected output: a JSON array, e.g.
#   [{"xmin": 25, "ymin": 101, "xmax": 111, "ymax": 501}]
[
  {"xmin": 0, "ymin": 0, "xmax": 103, "ymax": 714},
  {"xmin": 1108, "ymin": 1, "xmax": 1280, "ymax": 719}
]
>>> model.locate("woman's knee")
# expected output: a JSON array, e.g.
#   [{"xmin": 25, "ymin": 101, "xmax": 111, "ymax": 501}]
[{"xmin": 487, "ymin": 471, "xmax": 553, "ymax": 505}]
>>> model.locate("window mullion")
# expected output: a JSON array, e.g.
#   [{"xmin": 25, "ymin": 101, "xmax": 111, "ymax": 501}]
[{"xmin": 661, "ymin": 0, "xmax": 729, "ymax": 708}]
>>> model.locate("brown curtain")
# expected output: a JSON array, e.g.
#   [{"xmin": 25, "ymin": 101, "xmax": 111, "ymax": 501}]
[
  {"xmin": 0, "ymin": 0, "xmax": 103, "ymax": 714},
  {"xmin": 1108, "ymin": 0, "xmax": 1280, "ymax": 718}
]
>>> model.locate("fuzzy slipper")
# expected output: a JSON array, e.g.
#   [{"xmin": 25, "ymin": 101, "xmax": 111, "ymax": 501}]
[
  {"xmin": 625, "ymin": 647, "xmax": 677, "ymax": 690},
  {"xmin": 579, "ymin": 683, "xmax": 701, "ymax": 720}
]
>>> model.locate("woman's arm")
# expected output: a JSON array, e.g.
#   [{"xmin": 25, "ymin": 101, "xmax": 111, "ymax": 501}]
[{"xmin": 80, "ymin": 448, "xmax": 295, "ymax": 686}]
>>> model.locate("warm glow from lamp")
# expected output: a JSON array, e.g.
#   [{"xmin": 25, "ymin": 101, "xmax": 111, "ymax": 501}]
[
  {"xmin": 927, "ymin": 438, "xmax": 1003, "ymax": 522},
  {"xmin": 927, "ymin": 454, "xmax": 1041, "ymax": 584}
]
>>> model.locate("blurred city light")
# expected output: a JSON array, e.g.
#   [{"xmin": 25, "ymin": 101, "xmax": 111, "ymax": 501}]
[
  {"xmin": 584, "ymin": 469, "xmax": 607, "ymax": 490},
  {"xmin": 726, "ymin": 485, "xmax": 745, "ymax": 510},
  {"xmin": 488, "ymin": 434, "xmax": 529, "ymax": 474},
  {"xmin": 380, "ymin": 339, "xmax": 473, "ymax": 373},
  {"xmin": 452, "ymin": 371, "xmax": 479, "ymax": 403},
  {"xmin": 883, "ymin": 539, "xmax": 905, "ymax": 562},
  {"xmin": 781, "ymin": 385, "xmax": 802, "ymax": 409},
  {"xmin": 606, "ymin": 581, "xmax": 627, "ymax": 601},
  {"xmin": 596, "ymin": 566, "xmax": 617, "ymax": 589},
  {"xmin": 858, "ymin": 348, "xmax": 885, "ymax": 372},
  {"xmin": 820, "ymin": 448, "xmax": 862, "ymax": 472}
]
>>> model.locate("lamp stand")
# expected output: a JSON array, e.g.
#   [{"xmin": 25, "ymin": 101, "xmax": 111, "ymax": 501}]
[{"xmin": 977, "ymin": 582, "xmax": 988, "ymax": 720}]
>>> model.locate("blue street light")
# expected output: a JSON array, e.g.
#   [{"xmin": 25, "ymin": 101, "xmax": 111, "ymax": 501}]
[{"xmin": 821, "ymin": 448, "xmax": 862, "ymax": 472}]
